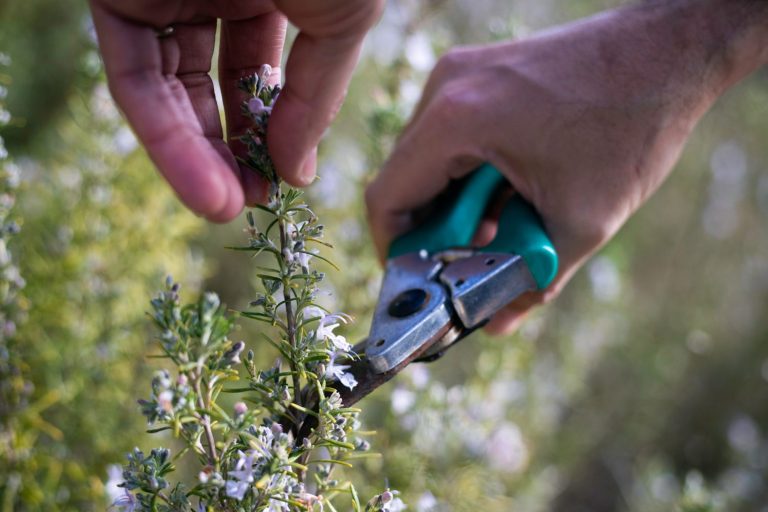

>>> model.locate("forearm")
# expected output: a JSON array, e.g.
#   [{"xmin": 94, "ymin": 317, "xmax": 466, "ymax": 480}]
[{"xmin": 619, "ymin": 0, "xmax": 768, "ymax": 107}]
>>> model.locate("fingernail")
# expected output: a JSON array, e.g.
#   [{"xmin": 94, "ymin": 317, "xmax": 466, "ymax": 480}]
[{"xmin": 299, "ymin": 150, "xmax": 318, "ymax": 185}]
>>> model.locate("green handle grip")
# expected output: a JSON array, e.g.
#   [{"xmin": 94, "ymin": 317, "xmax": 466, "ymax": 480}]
[{"xmin": 387, "ymin": 163, "xmax": 558, "ymax": 289}]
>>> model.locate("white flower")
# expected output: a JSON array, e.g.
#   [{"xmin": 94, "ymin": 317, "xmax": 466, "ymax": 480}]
[
  {"xmin": 110, "ymin": 489, "xmax": 137, "ymax": 512},
  {"xmin": 416, "ymin": 491, "xmax": 437, "ymax": 512},
  {"xmin": 304, "ymin": 306, "xmax": 353, "ymax": 352},
  {"xmin": 386, "ymin": 497, "xmax": 407, "ymax": 512},
  {"xmin": 390, "ymin": 387, "xmax": 416, "ymax": 415},
  {"xmin": 303, "ymin": 305, "xmax": 325, "ymax": 321},
  {"xmin": 225, "ymin": 450, "xmax": 256, "ymax": 501},
  {"xmin": 484, "ymin": 422, "xmax": 529, "ymax": 473},
  {"xmin": 105, "ymin": 465, "xmax": 124, "ymax": 503},
  {"xmin": 295, "ymin": 248, "xmax": 316, "ymax": 268},
  {"xmin": 325, "ymin": 351, "xmax": 357, "ymax": 390}
]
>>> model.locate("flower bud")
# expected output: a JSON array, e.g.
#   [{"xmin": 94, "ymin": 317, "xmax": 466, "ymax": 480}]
[
  {"xmin": 199, "ymin": 466, "xmax": 213, "ymax": 484},
  {"xmin": 234, "ymin": 401, "xmax": 248, "ymax": 417}
]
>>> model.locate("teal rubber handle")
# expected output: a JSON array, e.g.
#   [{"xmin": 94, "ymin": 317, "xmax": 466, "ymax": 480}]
[{"xmin": 387, "ymin": 163, "xmax": 558, "ymax": 289}]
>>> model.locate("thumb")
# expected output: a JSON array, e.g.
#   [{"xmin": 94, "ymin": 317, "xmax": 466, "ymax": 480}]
[{"xmin": 365, "ymin": 98, "xmax": 484, "ymax": 261}]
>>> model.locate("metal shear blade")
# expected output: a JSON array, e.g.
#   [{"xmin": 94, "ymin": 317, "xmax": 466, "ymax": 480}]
[{"xmin": 365, "ymin": 249, "xmax": 536, "ymax": 374}]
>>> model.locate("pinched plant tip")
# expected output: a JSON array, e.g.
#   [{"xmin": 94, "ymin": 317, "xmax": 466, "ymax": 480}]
[
  {"xmin": 237, "ymin": 64, "xmax": 282, "ymax": 204},
  {"xmin": 111, "ymin": 70, "xmax": 403, "ymax": 511}
]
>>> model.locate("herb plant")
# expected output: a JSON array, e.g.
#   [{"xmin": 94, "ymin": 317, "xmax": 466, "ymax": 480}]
[{"xmin": 112, "ymin": 66, "xmax": 404, "ymax": 512}]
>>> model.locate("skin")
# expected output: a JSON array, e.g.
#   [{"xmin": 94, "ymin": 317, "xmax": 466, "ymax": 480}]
[
  {"xmin": 92, "ymin": 0, "xmax": 767, "ymax": 335},
  {"xmin": 89, "ymin": 0, "xmax": 384, "ymax": 221},
  {"xmin": 365, "ymin": 0, "xmax": 768, "ymax": 334}
]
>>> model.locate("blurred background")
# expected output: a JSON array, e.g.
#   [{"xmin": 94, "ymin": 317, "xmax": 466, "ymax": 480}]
[{"xmin": 1, "ymin": 0, "xmax": 768, "ymax": 510}]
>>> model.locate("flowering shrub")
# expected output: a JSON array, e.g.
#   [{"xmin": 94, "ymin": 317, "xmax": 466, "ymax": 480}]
[
  {"xmin": 112, "ymin": 67, "xmax": 403, "ymax": 512},
  {"xmin": 0, "ymin": 52, "xmax": 31, "ymax": 503},
  {"xmin": 0, "ymin": 49, "xmax": 202, "ymax": 507}
]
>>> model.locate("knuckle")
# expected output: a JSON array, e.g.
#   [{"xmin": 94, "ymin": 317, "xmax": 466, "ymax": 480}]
[
  {"xmin": 333, "ymin": 0, "xmax": 385, "ymax": 36},
  {"xmin": 571, "ymin": 215, "xmax": 615, "ymax": 248},
  {"xmin": 428, "ymin": 84, "xmax": 476, "ymax": 121},
  {"xmin": 434, "ymin": 47, "xmax": 472, "ymax": 77}
]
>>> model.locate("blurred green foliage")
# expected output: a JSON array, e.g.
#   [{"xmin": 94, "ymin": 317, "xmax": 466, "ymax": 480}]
[
  {"xmin": 0, "ymin": 0, "xmax": 95, "ymax": 155},
  {"xmin": 2, "ymin": 0, "xmax": 768, "ymax": 511},
  {"xmin": 0, "ymin": 6, "xmax": 204, "ymax": 508}
]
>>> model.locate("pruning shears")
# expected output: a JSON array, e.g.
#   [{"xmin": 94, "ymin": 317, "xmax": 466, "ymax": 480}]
[{"xmin": 333, "ymin": 163, "xmax": 559, "ymax": 407}]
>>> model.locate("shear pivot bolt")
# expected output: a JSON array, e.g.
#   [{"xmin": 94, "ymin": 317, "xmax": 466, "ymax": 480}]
[{"xmin": 388, "ymin": 288, "xmax": 428, "ymax": 318}]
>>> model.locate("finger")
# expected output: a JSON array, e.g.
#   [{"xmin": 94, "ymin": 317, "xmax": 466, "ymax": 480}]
[
  {"xmin": 483, "ymin": 263, "xmax": 579, "ymax": 334},
  {"xmin": 269, "ymin": 0, "xmax": 384, "ymax": 186},
  {"xmin": 164, "ymin": 21, "xmax": 248, "ymax": 220},
  {"xmin": 483, "ymin": 294, "xmax": 536, "ymax": 335},
  {"xmin": 484, "ymin": 307, "xmax": 530, "ymax": 336},
  {"xmin": 90, "ymin": 1, "xmax": 243, "ymax": 222},
  {"xmin": 219, "ymin": 11, "xmax": 287, "ymax": 205}
]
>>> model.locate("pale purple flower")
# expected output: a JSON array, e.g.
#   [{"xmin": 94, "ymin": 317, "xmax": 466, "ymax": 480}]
[
  {"xmin": 268, "ymin": 499, "xmax": 290, "ymax": 512},
  {"xmin": 248, "ymin": 97, "xmax": 272, "ymax": 116},
  {"xmin": 110, "ymin": 489, "xmax": 138, "ymax": 511},
  {"xmin": 225, "ymin": 450, "xmax": 256, "ymax": 500},
  {"xmin": 252, "ymin": 425, "xmax": 275, "ymax": 459},
  {"xmin": 234, "ymin": 401, "xmax": 248, "ymax": 416}
]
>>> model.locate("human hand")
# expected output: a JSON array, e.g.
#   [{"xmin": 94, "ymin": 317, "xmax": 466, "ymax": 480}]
[
  {"xmin": 90, "ymin": 0, "xmax": 383, "ymax": 221},
  {"xmin": 366, "ymin": 0, "xmax": 768, "ymax": 333}
]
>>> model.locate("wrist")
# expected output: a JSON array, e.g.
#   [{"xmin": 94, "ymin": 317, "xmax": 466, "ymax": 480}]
[
  {"xmin": 632, "ymin": 0, "xmax": 768, "ymax": 96},
  {"xmin": 702, "ymin": 0, "xmax": 768, "ymax": 91}
]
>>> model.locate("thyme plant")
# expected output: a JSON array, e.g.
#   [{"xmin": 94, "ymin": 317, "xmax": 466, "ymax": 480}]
[{"xmin": 112, "ymin": 66, "xmax": 404, "ymax": 512}]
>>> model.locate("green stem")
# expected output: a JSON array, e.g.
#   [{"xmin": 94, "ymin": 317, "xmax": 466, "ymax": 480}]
[
  {"xmin": 193, "ymin": 372, "xmax": 218, "ymax": 465},
  {"xmin": 278, "ymin": 210, "xmax": 303, "ymax": 407}
]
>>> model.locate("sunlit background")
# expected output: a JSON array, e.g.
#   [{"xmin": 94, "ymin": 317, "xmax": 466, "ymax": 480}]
[{"xmin": 1, "ymin": 0, "xmax": 768, "ymax": 510}]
